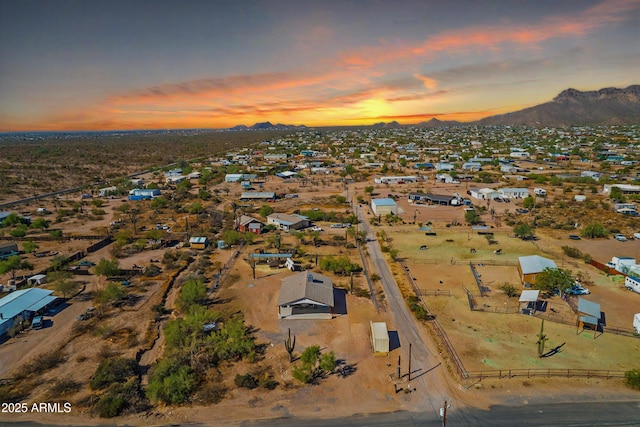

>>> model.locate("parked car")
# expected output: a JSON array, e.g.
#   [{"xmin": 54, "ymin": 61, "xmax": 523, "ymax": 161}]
[
  {"xmin": 565, "ymin": 284, "xmax": 590, "ymax": 295},
  {"xmin": 516, "ymin": 209, "xmax": 529, "ymax": 214},
  {"xmin": 614, "ymin": 234, "xmax": 628, "ymax": 242},
  {"xmin": 568, "ymin": 235, "xmax": 581, "ymax": 240}
]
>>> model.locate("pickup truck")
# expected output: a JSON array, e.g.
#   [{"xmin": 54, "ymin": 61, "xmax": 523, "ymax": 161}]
[{"xmin": 614, "ymin": 234, "xmax": 628, "ymax": 242}]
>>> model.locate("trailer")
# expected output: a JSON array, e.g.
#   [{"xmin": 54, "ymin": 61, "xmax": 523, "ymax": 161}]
[
  {"xmin": 634, "ymin": 313, "xmax": 640, "ymax": 334},
  {"xmin": 626, "ymin": 276, "xmax": 640, "ymax": 294}
]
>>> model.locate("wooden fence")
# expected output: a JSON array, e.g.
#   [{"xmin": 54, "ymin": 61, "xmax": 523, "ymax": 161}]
[
  {"xmin": 466, "ymin": 368, "xmax": 626, "ymax": 380},
  {"xmin": 412, "ymin": 258, "xmax": 518, "ymax": 266}
]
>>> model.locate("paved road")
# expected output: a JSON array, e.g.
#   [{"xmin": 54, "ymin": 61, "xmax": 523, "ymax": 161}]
[
  {"xmin": 239, "ymin": 400, "xmax": 640, "ymax": 426},
  {"xmin": 356, "ymin": 205, "xmax": 455, "ymax": 419}
]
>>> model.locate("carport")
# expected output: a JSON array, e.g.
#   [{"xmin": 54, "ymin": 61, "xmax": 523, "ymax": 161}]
[{"xmin": 519, "ymin": 290, "xmax": 541, "ymax": 314}]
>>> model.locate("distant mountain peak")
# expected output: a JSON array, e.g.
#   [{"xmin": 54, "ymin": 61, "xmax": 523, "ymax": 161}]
[{"xmin": 477, "ymin": 85, "xmax": 640, "ymax": 127}]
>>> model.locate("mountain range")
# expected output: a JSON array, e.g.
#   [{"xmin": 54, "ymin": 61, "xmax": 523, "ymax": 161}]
[
  {"xmin": 230, "ymin": 85, "xmax": 639, "ymax": 130},
  {"xmin": 230, "ymin": 121, "xmax": 306, "ymax": 131},
  {"xmin": 474, "ymin": 85, "xmax": 640, "ymax": 127}
]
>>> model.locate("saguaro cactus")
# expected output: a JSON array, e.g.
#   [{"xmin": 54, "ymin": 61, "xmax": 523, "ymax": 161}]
[
  {"xmin": 537, "ymin": 319, "xmax": 548, "ymax": 357},
  {"xmin": 284, "ymin": 328, "xmax": 296, "ymax": 362}
]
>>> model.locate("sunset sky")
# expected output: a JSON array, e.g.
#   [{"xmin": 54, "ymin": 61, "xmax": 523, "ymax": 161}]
[{"xmin": 0, "ymin": 0, "xmax": 638, "ymax": 132}]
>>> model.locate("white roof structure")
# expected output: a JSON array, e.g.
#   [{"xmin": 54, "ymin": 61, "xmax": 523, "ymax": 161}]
[
  {"xmin": 518, "ymin": 255, "xmax": 557, "ymax": 275},
  {"xmin": 519, "ymin": 290, "xmax": 540, "ymax": 302}
]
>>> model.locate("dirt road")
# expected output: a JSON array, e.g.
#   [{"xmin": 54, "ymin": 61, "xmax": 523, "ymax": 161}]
[{"xmin": 357, "ymin": 204, "xmax": 459, "ymax": 418}]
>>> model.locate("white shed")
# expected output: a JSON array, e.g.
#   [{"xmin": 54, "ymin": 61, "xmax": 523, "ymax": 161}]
[
  {"xmin": 370, "ymin": 321, "xmax": 390, "ymax": 356},
  {"xmin": 27, "ymin": 274, "xmax": 47, "ymax": 286}
]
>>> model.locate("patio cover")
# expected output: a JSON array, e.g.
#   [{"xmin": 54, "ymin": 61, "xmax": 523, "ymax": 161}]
[{"xmin": 519, "ymin": 290, "xmax": 540, "ymax": 303}]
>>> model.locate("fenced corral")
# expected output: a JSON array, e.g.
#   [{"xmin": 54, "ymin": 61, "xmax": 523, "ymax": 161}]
[
  {"xmin": 469, "ymin": 262, "xmax": 487, "ymax": 297},
  {"xmin": 412, "ymin": 258, "xmax": 519, "ymax": 266},
  {"xmin": 400, "ymin": 260, "xmax": 468, "ymax": 379},
  {"xmin": 530, "ymin": 310, "xmax": 576, "ymax": 325},
  {"xmin": 467, "ymin": 368, "xmax": 626, "ymax": 380},
  {"xmin": 418, "ymin": 289, "xmax": 451, "ymax": 297},
  {"xmin": 430, "ymin": 319, "xmax": 469, "ymax": 379},
  {"xmin": 462, "ymin": 286, "xmax": 478, "ymax": 310}
]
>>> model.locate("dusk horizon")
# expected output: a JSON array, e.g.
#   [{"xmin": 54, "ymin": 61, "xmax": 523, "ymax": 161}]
[{"xmin": 1, "ymin": 0, "xmax": 639, "ymax": 132}]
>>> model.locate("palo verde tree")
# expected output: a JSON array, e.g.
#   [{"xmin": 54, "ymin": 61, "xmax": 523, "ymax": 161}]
[
  {"xmin": 94, "ymin": 258, "xmax": 121, "ymax": 278},
  {"xmin": 292, "ymin": 345, "xmax": 337, "ymax": 384},
  {"xmin": 513, "ymin": 223, "xmax": 535, "ymax": 239},
  {"xmin": 581, "ymin": 222, "xmax": 608, "ymax": 239},
  {"xmin": 0, "ymin": 255, "xmax": 33, "ymax": 280},
  {"xmin": 533, "ymin": 267, "xmax": 574, "ymax": 295}
]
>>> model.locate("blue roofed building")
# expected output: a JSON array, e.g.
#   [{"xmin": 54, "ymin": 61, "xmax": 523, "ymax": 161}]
[
  {"xmin": 371, "ymin": 198, "xmax": 398, "ymax": 216},
  {"xmin": 0, "ymin": 288, "xmax": 57, "ymax": 337},
  {"xmin": 128, "ymin": 188, "xmax": 161, "ymax": 201}
]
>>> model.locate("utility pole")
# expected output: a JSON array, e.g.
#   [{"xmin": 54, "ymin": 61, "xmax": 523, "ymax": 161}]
[
  {"xmin": 408, "ymin": 343, "xmax": 412, "ymax": 382},
  {"xmin": 440, "ymin": 399, "xmax": 451, "ymax": 427}
]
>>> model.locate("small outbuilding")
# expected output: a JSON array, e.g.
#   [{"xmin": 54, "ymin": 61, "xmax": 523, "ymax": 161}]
[
  {"xmin": 27, "ymin": 274, "xmax": 47, "ymax": 286},
  {"xmin": 371, "ymin": 198, "xmax": 398, "ymax": 216},
  {"xmin": 189, "ymin": 237, "xmax": 209, "ymax": 250},
  {"xmin": 370, "ymin": 321, "xmax": 390, "ymax": 356},
  {"xmin": 577, "ymin": 298, "xmax": 602, "ymax": 338}
]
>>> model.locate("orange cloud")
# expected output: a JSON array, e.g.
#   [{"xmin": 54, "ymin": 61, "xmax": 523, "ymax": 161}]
[
  {"xmin": 338, "ymin": 0, "xmax": 640, "ymax": 68},
  {"xmin": 414, "ymin": 74, "xmax": 438, "ymax": 89}
]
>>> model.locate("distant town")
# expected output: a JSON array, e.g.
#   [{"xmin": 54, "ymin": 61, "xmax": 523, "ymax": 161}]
[{"xmin": 1, "ymin": 123, "xmax": 640, "ymax": 425}]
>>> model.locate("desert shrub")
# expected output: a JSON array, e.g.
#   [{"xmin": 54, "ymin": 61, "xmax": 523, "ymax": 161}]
[
  {"xmin": 146, "ymin": 358, "xmax": 197, "ymax": 404},
  {"xmin": 624, "ymin": 369, "xmax": 640, "ymax": 390},
  {"xmin": 143, "ymin": 264, "xmax": 161, "ymax": 277},
  {"xmin": 499, "ymin": 283, "xmax": 519, "ymax": 298},
  {"xmin": 15, "ymin": 348, "xmax": 66, "ymax": 380},
  {"xmin": 95, "ymin": 390, "xmax": 125, "ymax": 418},
  {"xmin": 90, "ymin": 357, "xmax": 138, "ymax": 390},
  {"xmin": 407, "ymin": 296, "xmax": 431, "ymax": 321},
  {"xmin": 561, "ymin": 246, "xmax": 584, "ymax": 259},
  {"xmin": 234, "ymin": 373, "xmax": 258, "ymax": 389},
  {"xmin": 354, "ymin": 288, "xmax": 371, "ymax": 298},
  {"xmin": 94, "ymin": 378, "xmax": 146, "ymax": 418},
  {"xmin": 581, "ymin": 223, "xmax": 607, "ymax": 238}
]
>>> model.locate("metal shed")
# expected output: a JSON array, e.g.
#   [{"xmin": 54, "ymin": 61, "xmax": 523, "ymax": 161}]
[
  {"xmin": 370, "ymin": 321, "xmax": 389, "ymax": 356},
  {"xmin": 577, "ymin": 298, "xmax": 601, "ymax": 338}
]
